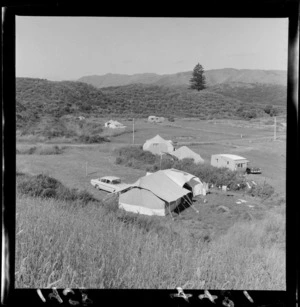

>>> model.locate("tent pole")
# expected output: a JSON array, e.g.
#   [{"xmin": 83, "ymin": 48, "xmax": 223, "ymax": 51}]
[
  {"xmin": 180, "ymin": 196, "xmax": 190, "ymax": 212},
  {"xmin": 184, "ymin": 195, "xmax": 199, "ymax": 214},
  {"xmin": 177, "ymin": 198, "xmax": 181, "ymax": 217},
  {"xmin": 168, "ymin": 202, "xmax": 174, "ymax": 220}
]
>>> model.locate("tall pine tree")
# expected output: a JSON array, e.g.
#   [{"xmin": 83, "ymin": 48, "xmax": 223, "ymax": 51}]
[{"xmin": 189, "ymin": 63, "xmax": 206, "ymax": 91}]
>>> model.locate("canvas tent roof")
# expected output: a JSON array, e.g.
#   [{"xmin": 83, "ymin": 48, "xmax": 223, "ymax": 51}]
[
  {"xmin": 215, "ymin": 154, "xmax": 249, "ymax": 161},
  {"xmin": 145, "ymin": 134, "xmax": 171, "ymax": 144},
  {"xmin": 162, "ymin": 168, "xmax": 196, "ymax": 186},
  {"xmin": 172, "ymin": 146, "xmax": 204, "ymax": 163},
  {"xmin": 133, "ymin": 170, "xmax": 190, "ymax": 203},
  {"xmin": 161, "ymin": 168, "xmax": 207, "ymax": 196}
]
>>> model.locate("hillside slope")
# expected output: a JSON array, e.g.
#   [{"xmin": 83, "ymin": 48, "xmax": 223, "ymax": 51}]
[
  {"xmin": 16, "ymin": 78, "xmax": 110, "ymax": 128},
  {"xmin": 207, "ymin": 82, "xmax": 287, "ymax": 106}
]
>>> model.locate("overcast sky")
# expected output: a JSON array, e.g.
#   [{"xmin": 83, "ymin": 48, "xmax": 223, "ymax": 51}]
[{"xmin": 16, "ymin": 17, "xmax": 288, "ymax": 81}]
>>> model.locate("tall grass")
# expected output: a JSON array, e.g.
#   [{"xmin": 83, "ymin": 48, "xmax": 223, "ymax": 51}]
[
  {"xmin": 192, "ymin": 205, "xmax": 285, "ymax": 289},
  {"xmin": 16, "ymin": 191, "xmax": 285, "ymax": 289}
]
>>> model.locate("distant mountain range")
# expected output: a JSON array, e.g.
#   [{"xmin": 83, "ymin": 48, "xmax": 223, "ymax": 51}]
[{"xmin": 78, "ymin": 68, "xmax": 287, "ymax": 88}]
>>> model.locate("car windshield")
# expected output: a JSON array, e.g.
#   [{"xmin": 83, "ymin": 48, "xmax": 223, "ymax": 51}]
[{"xmin": 112, "ymin": 179, "xmax": 121, "ymax": 184}]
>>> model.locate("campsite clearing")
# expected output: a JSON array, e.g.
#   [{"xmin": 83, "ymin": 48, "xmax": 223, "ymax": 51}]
[
  {"xmin": 16, "ymin": 118, "xmax": 286, "ymax": 289},
  {"xmin": 16, "ymin": 118, "xmax": 286, "ymax": 237}
]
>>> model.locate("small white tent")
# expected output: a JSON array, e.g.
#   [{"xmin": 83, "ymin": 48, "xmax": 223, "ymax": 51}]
[
  {"xmin": 143, "ymin": 135, "xmax": 174, "ymax": 155},
  {"xmin": 161, "ymin": 168, "xmax": 207, "ymax": 196},
  {"xmin": 172, "ymin": 146, "xmax": 204, "ymax": 164},
  {"xmin": 104, "ymin": 120, "xmax": 126, "ymax": 129}
]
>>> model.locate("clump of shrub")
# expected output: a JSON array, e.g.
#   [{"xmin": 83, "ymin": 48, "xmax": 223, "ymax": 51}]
[
  {"xmin": 16, "ymin": 145, "xmax": 64, "ymax": 155},
  {"xmin": 36, "ymin": 145, "xmax": 64, "ymax": 155},
  {"xmin": 247, "ymin": 182, "xmax": 274, "ymax": 199},
  {"xmin": 16, "ymin": 146, "xmax": 37, "ymax": 155},
  {"xmin": 264, "ymin": 104, "xmax": 279, "ymax": 117},
  {"xmin": 150, "ymin": 157, "xmax": 246, "ymax": 191},
  {"xmin": 17, "ymin": 173, "xmax": 60, "ymax": 197},
  {"xmin": 115, "ymin": 146, "xmax": 157, "ymax": 168},
  {"xmin": 78, "ymin": 135, "xmax": 110, "ymax": 144},
  {"xmin": 16, "ymin": 173, "xmax": 96, "ymax": 205}
]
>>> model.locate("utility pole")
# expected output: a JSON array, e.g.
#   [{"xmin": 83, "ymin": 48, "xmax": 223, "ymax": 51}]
[
  {"xmin": 160, "ymin": 153, "xmax": 162, "ymax": 170},
  {"xmin": 274, "ymin": 116, "xmax": 277, "ymax": 141},
  {"xmin": 132, "ymin": 117, "xmax": 135, "ymax": 144}
]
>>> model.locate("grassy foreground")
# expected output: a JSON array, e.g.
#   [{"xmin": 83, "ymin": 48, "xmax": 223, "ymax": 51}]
[{"xmin": 16, "ymin": 192, "xmax": 285, "ymax": 289}]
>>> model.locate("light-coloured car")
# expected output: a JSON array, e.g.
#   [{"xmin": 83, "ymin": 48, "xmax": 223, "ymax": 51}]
[{"xmin": 91, "ymin": 176, "xmax": 130, "ymax": 193}]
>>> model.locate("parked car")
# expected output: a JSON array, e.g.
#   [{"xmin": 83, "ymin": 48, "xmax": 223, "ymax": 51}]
[
  {"xmin": 246, "ymin": 167, "xmax": 262, "ymax": 174},
  {"xmin": 91, "ymin": 176, "xmax": 130, "ymax": 193}
]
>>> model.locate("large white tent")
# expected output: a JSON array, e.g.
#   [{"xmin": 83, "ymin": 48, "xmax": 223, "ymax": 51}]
[
  {"xmin": 119, "ymin": 170, "xmax": 191, "ymax": 216},
  {"xmin": 142, "ymin": 135, "xmax": 174, "ymax": 155}
]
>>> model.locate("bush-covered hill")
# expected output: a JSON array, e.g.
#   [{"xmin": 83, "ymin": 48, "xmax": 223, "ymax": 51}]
[
  {"xmin": 100, "ymin": 83, "xmax": 282, "ymax": 119},
  {"xmin": 16, "ymin": 77, "xmax": 285, "ymax": 136},
  {"xmin": 207, "ymin": 82, "xmax": 287, "ymax": 106},
  {"xmin": 16, "ymin": 78, "xmax": 111, "ymax": 128}
]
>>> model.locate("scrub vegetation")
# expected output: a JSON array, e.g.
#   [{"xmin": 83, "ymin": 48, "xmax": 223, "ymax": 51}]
[
  {"xmin": 114, "ymin": 145, "xmax": 274, "ymax": 198},
  {"xmin": 16, "ymin": 145, "xmax": 64, "ymax": 155}
]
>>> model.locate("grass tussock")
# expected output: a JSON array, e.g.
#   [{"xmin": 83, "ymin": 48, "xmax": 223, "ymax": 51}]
[{"xmin": 16, "ymin": 191, "xmax": 285, "ymax": 289}]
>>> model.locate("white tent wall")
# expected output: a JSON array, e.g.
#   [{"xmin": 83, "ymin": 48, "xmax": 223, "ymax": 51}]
[
  {"xmin": 119, "ymin": 202, "xmax": 166, "ymax": 216},
  {"xmin": 119, "ymin": 189, "xmax": 182, "ymax": 216}
]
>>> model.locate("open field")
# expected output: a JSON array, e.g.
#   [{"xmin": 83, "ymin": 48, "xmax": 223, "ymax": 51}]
[
  {"xmin": 16, "ymin": 118, "xmax": 286, "ymax": 289},
  {"xmin": 114, "ymin": 117, "xmax": 286, "ymax": 142}
]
